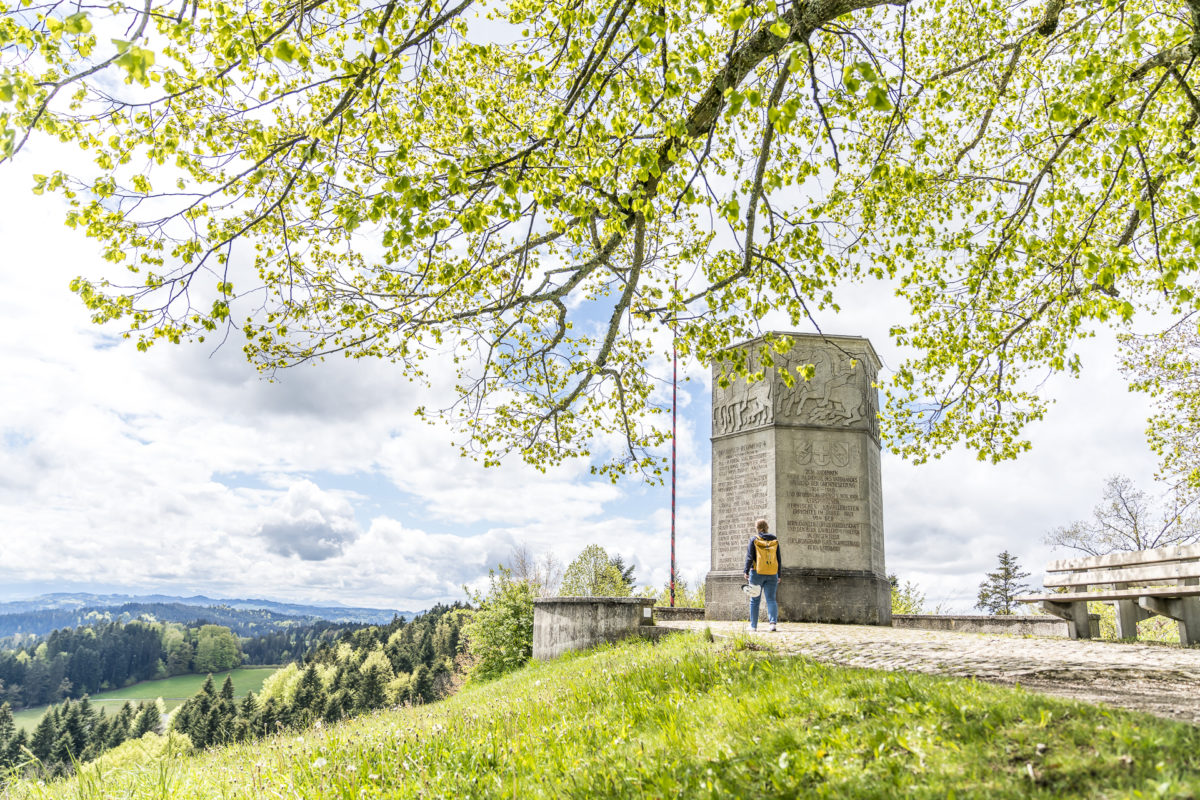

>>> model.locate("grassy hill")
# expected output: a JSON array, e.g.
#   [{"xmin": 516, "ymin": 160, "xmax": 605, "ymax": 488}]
[
  {"xmin": 9, "ymin": 667, "xmax": 277, "ymax": 733},
  {"xmin": 5, "ymin": 633, "xmax": 1199, "ymax": 799}
]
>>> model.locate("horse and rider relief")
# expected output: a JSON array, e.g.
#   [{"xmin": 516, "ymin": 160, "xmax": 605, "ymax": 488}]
[{"xmin": 712, "ymin": 347, "xmax": 873, "ymax": 436}]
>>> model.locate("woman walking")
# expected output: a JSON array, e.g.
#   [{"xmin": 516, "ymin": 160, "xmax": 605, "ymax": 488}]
[{"xmin": 744, "ymin": 518, "xmax": 782, "ymax": 632}]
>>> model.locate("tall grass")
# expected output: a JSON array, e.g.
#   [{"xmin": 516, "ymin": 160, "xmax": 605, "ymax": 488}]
[{"xmin": 5, "ymin": 633, "xmax": 1198, "ymax": 799}]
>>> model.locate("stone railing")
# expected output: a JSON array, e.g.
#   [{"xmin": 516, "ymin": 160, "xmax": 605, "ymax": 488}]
[{"xmin": 891, "ymin": 613, "xmax": 1099, "ymax": 638}]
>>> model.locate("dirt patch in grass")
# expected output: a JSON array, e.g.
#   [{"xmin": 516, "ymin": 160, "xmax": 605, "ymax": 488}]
[{"xmin": 988, "ymin": 673, "xmax": 1200, "ymax": 726}]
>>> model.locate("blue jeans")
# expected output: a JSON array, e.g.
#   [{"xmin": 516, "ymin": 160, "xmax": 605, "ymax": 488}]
[{"xmin": 749, "ymin": 571, "xmax": 779, "ymax": 628}]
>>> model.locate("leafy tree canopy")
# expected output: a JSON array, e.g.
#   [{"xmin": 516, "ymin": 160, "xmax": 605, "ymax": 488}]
[
  {"xmin": 4, "ymin": 0, "xmax": 1200, "ymax": 479},
  {"xmin": 561, "ymin": 544, "xmax": 630, "ymax": 596},
  {"xmin": 1123, "ymin": 320, "xmax": 1200, "ymax": 492}
]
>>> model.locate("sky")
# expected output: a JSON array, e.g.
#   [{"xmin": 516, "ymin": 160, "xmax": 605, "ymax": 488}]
[{"xmin": 0, "ymin": 135, "xmax": 1167, "ymax": 615}]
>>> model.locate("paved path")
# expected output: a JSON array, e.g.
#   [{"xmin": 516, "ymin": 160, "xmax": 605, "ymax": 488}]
[{"xmin": 660, "ymin": 620, "xmax": 1200, "ymax": 725}]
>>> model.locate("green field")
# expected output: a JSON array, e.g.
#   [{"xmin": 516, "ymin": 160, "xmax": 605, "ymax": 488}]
[
  {"xmin": 9, "ymin": 667, "xmax": 278, "ymax": 733},
  {"xmin": 8, "ymin": 634, "xmax": 1200, "ymax": 800}
]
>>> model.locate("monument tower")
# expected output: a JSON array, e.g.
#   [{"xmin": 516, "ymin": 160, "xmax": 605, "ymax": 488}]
[{"xmin": 705, "ymin": 332, "xmax": 890, "ymax": 624}]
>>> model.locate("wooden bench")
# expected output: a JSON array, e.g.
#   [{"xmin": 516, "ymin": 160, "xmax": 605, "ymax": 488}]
[{"xmin": 1016, "ymin": 543, "xmax": 1200, "ymax": 645}]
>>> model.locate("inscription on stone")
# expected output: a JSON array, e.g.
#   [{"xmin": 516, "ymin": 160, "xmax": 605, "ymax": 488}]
[
  {"xmin": 712, "ymin": 439, "xmax": 770, "ymax": 569},
  {"xmin": 785, "ymin": 467, "xmax": 864, "ymax": 554}
]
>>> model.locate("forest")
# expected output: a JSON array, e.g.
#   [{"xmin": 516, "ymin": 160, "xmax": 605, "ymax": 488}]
[
  {"xmin": 173, "ymin": 604, "xmax": 467, "ymax": 750},
  {"xmin": 0, "ymin": 605, "xmax": 467, "ymax": 778},
  {"xmin": 0, "ymin": 618, "xmax": 362, "ymax": 711},
  {"xmin": 0, "ymin": 695, "xmax": 163, "ymax": 776}
]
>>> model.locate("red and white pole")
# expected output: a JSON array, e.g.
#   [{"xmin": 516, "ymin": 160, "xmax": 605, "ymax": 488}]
[{"xmin": 670, "ymin": 278, "xmax": 677, "ymax": 607}]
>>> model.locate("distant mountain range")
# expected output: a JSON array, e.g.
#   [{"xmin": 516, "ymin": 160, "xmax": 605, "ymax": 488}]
[{"xmin": 0, "ymin": 593, "xmax": 422, "ymax": 638}]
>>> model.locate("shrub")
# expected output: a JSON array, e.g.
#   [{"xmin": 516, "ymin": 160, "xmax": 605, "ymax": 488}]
[
  {"xmin": 462, "ymin": 567, "xmax": 535, "ymax": 681},
  {"xmin": 891, "ymin": 579, "xmax": 926, "ymax": 614}
]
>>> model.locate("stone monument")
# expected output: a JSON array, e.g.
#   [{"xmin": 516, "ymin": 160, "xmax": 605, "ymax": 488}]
[{"xmin": 705, "ymin": 332, "xmax": 890, "ymax": 624}]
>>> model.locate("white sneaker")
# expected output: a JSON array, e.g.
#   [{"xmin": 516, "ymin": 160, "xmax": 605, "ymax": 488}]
[
  {"xmin": 769, "ymin": 623, "xmax": 777, "ymax": 632},
  {"xmin": 746, "ymin": 625, "xmax": 757, "ymax": 632}
]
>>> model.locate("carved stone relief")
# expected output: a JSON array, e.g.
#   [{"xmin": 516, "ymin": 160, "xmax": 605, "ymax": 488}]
[
  {"xmin": 776, "ymin": 348, "xmax": 869, "ymax": 428},
  {"xmin": 711, "ymin": 338, "xmax": 881, "ymax": 441},
  {"xmin": 712, "ymin": 365, "xmax": 774, "ymax": 437},
  {"xmin": 794, "ymin": 438, "xmax": 860, "ymax": 468}
]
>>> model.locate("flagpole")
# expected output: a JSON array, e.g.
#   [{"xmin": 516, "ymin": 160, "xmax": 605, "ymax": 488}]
[{"xmin": 670, "ymin": 277, "xmax": 677, "ymax": 608}]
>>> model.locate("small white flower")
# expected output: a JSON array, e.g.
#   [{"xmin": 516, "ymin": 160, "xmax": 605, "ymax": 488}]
[{"xmin": 312, "ymin": 757, "xmax": 328, "ymax": 769}]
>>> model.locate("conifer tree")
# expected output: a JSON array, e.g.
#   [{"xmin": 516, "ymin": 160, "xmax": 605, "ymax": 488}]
[
  {"xmin": 29, "ymin": 712, "xmax": 57, "ymax": 762},
  {"xmin": 0, "ymin": 702, "xmax": 13, "ymax": 749},
  {"xmin": 234, "ymin": 693, "xmax": 258, "ymax": 742},
  {"xmin": 355, "ymin": 663, "xmax": 388, "ymax": 712},
  {"xmin": 288, "ymin": 664, "xmax": 327, "ymax": 727},
  {"xmin": 77, "ymin": 696, "xmax": 96, "ymax": 735},
  {"xmin": 975, "ymin": 552, "xmax": 1032, "ymax": 615},
  {"xmin": 205, "ymin": 704, "xmax": 230, "ymax": 748},
  {"xmin": 49, "ymin": 732, "xmax": 75, "ymax": 770},
  {"xmin": 323, "ymin": 690, "xmax": 350, "ymax": 724},
  {"xmin": 60, "ymin": 702, "xmax": 85, "ymax": 755},
  {"xmin": 410, "ymin": 665, "xmax": 433, "ymax": 706},
  {"xmin": 259, "ymin": 697, "xmax": 280, "ymax": 737},
  {"xmin": 108, "ymin": 702, "xmax": 135, "ymax": 749},
  {"xmin": 609, "ymin": 555, "xmax": 637, "ymax": 591},
  {"xmin": 133, "ymin": 702, "xmax": 161, "ymax": 737},
  {"xmin": 5, "ymin": 729, "xmax": 30, "ymax": 769},
  {"xmin": 85, "ymin": 710, "xmax": 110, "ymax": 761}
]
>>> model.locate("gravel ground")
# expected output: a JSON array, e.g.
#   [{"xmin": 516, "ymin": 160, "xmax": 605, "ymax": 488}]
[{"xmin": 659, "ymin": 620, "xmax": 1200, "ymax": 725}]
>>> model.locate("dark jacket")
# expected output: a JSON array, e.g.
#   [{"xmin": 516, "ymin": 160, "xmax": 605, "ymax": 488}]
[{"xmin": 744, "ymin": 533, "xmax": 782, "ymax": 575}]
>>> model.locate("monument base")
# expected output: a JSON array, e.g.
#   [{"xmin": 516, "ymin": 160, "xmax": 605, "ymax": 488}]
[{"xmin": 704, "ymin": 568, "xmax": 891, "ymax": 625}]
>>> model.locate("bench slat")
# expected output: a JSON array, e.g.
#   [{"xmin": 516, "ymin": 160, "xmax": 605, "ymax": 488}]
[
  {"xmin": 1017, "ymin": 585, "xmax": 1200, "ymax": 603},
  {"xmin": 1043, "ymin": 561, "xmax": 1200, "ymax": 587},
  {"xmin": 1045, "ymin": 543, "xmax": 1200, "ymax": 573}
]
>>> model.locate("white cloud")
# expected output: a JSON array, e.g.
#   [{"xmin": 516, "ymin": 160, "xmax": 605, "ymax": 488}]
[{"xmin": 256, "ymin": 480, "xmax": 361, "ymax": 560}]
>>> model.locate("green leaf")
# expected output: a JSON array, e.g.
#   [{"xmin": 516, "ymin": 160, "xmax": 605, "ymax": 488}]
[
  {"xmin": 114, "ymin": 42, "xmax": 155, "ymax": 84},
  {"xmin": 726, "ymin": 7, "xmax": 751, "ymax": 31},
  {"xmin": 866, "ymin": 85, "xmax": 893, "ymax": 112},
  {"xmin": 64, "ymin": 12, "xmax": 92, "ymax": 35},
  {"xmin": 274, "ymin": 40, "xmax": 297, "ymax": 62},
  {"xmin": 769, "ymin": 21, "xmax": 790, "ymax": 38}
]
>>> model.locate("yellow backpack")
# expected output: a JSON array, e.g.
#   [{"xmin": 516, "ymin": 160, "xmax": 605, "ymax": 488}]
[{"xmin": 753, "ymin": 537, "xmax": 779, "ymax": 575}]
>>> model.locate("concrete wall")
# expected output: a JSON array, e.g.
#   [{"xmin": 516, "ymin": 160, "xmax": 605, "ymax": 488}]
[
  {"xmin": 653, "ymin": 606, "xmax": 705, "ymax": 622},
  {"xmin": 533, "ymin": 597, "xmax": 656, "ymax": 660},
  {"xmin": 891, "ymin": 614, "xmax": 1095, "ymax": 638}
]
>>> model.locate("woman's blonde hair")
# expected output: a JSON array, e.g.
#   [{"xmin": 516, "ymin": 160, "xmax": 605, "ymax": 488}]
[{"xmin": 755, "ymin": 518, "xmax": 769, "ymax": 533}]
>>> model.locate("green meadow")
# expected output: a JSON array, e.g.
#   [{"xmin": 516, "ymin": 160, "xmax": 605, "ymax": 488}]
[
  {"xmin": 9, "ymin": 667, "xmax": 278, "ymax": 733},
  {"xmin": 7, "ymin": 634, "xmax": 1199, "ymax": 800}
]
